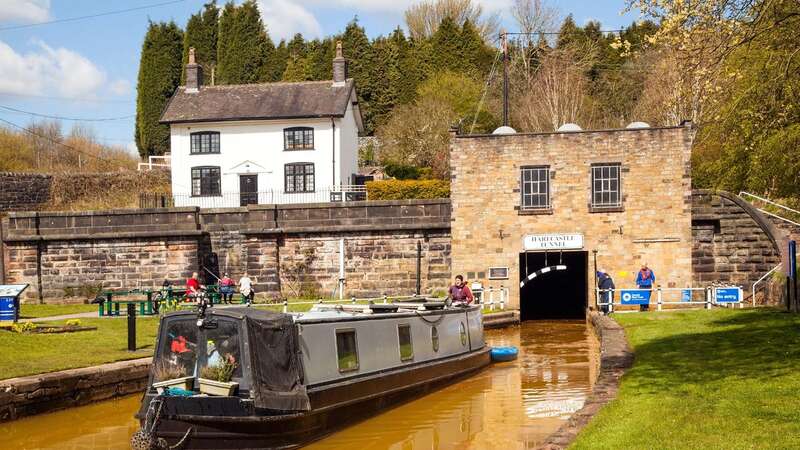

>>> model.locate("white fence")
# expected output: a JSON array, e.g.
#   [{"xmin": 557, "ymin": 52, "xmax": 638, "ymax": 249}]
[{"xmin": 596, "ymin": 285, "xmax": 745, "ymax": 313}]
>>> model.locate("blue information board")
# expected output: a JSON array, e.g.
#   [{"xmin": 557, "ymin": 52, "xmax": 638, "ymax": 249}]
[
  {"xmin": 620, "ymin": 289, "xmax": 651, "ymax": 305},
  {"xmin": 681, "ymin": 289, "xmax": 692, "ymax": 302},
  {"xmin": 715, "ymin": 287, "xmax": 742, "ymax": 303}
]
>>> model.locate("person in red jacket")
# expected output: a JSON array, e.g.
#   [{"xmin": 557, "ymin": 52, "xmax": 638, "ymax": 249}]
[
  {"xmin": 448, "ymin": 275, "xmax": 474, "ymax": 305},
  {"xmin": 185, "ymin": 272, "xmax": 205, "ymax": 299}
]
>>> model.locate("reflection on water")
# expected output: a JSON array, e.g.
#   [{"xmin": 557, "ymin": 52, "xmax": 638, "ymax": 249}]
[
  {"xmin": 0, "ymin": 321, "xmax": 597, "ymax": 449},
  {"xmin": 0, "ymin": 394, "xmax": 140, "ymax": 450},
  {"xmin": 308, "ymin": 320, "xmax": 597, "ymax": 449}
]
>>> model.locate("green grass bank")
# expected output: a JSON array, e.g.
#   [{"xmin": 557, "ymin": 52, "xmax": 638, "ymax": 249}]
[{"xmin": 572, "ymin": 308, "xmax": 800, "ymax": 450}]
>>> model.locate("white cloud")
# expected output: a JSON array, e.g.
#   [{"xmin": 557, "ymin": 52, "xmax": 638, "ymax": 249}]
[
  {"xmin": 0, "ymin": 0, "xmax": 50, "ymax": 23},
  {"xmin": 109, "ymin": 79, "xmax": 131, "ymax": 96},
  {"xmin": 257, "ymin": 0, "xmax": 323, "ymax": 41},
  {"xmin": 0, "ymin": 39, "xmax": 108, "ymax": 99}
]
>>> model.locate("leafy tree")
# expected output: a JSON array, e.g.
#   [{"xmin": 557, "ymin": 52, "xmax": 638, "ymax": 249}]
[
  {"xmin": 404, "ymin": 0, "xmax": 499, "ymax": 42},
  {"xmin": 181, "ymin": 1, "xmax": 218, "ymax": 85},
  {"xmin": 135, "ymin": 21, "xmax": 183, "ymax": 158},
  {"xmin": 216, "ymin": 0, "xmax": 275, "ymax": 84}
]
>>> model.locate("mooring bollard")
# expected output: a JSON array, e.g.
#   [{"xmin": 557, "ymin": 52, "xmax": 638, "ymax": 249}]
[
  {"xmin": 127, "ymin": 303, "xmax": 136, "ymax": 352},
  {"xmin": 351, "ymin": 296, "xmax": 356, "ymax": 305},
  {"xmin": 383, "ymin": 294, "xmax": 388, "ymax": 304},
  {"xmin": 657, "ymin": 286, "xmax": 663, "ymax": 311},
  {"xmin": 283, "ymin": 300, "xmax": 288, "ymax": 313}
]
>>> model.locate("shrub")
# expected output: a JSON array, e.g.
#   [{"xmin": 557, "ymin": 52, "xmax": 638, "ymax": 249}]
[
  {"xmin": 12, "ymin": 322, "xmax": 37, "ymax": 333},
  {"xmin": 200, "ymin": 355, "xmax": 237, "ymax": 382},
  {"xmin": 65, "ymin": 319, "xmax": 82, "ymax": 327},
  {"xmin": 366, "ymin": 179, "xmax": 450, "ymax": 200}
]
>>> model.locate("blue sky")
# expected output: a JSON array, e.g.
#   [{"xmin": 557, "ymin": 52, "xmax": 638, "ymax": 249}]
[{"xmin": 0, "ymin": 0, "xmax": 641, "ymax": 156}]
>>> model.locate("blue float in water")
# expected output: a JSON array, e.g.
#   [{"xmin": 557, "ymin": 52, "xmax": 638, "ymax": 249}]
[{"xmin": 490, "ymin": 346, "xmax": 518, "ymax": 362}]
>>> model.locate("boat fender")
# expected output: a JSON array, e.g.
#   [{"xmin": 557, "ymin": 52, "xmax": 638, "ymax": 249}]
[{"xmin": 490, "ymin": 346, "xmax": 519, "ymax": 362}]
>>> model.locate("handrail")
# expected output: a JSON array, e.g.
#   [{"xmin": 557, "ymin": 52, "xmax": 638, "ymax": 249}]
[
  {"xmin": 739, "ymin": 192, "xmax": 800, "ymax": 227},
  {"xmin": 751, "ymin": 264, "xmax": 782, "ymax": 307}
]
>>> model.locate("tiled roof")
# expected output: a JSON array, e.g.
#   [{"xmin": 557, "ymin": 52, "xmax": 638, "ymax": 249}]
[{"xmin": 160, "ymin": 79, "xmax": 355, "ymax": 124}]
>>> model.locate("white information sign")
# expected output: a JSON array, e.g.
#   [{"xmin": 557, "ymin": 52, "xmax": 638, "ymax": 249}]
[{"xmin": 522, "ymin": 234, "xmax": 584, "ymax": 251}]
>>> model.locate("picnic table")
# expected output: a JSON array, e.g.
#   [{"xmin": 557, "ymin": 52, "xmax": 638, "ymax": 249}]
[{"xmin": 97, "ymin": 285, "xmax": 236, "ymax": 317}]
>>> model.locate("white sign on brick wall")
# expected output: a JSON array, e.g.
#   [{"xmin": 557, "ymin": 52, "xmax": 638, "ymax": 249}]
[{"xmin": 522, "ymin": 233, "xmax": 584, "ymax": 251}]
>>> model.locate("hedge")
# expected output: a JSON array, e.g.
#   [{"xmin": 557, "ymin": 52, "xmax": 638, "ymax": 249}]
[{"xmin": 366, "ymin": 179, "xmax": 450, "ymax": 200}]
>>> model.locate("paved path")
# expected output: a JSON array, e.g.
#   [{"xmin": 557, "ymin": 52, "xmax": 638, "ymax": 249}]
[{"xmin": 22, "ymin": 303, "xmax": 247, "ymax": 323}]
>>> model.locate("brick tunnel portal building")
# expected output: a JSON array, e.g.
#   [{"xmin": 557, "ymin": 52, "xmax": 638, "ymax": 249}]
[{"xmin": 449, "ymin": 123, "xmax": 695, "ymax": 318}]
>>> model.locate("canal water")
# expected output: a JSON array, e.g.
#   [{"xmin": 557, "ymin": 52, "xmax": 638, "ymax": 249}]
[{"xmin": 0, "ymin": 321, "xmax": 597, "ymax": 449}]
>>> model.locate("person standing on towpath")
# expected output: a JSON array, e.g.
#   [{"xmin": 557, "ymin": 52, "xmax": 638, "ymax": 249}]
[
  {"xmin": 635, "ymin": 263, "xmax": 656, "ymax": 312},
  {"xmin": 597, "ymin": 270, "xmax": 615, "ymax": 314}
]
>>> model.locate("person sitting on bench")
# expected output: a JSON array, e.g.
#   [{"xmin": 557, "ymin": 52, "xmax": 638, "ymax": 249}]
[{"xmin": 186, "ymin": 272, "xmax": 206, "ymax": 301}]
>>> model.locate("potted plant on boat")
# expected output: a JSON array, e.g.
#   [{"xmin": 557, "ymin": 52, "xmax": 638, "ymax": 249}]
[
  {"xmin": 151, "ymin": 362, "xmax": 194, "ymax": 394},
  {"xmin": 199, "ymin": 355, "xmax": 238, "ymax": 396}
]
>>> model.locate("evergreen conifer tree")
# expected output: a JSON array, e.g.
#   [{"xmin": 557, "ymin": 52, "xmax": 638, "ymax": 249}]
[
  {"xmin": 182, "ymin": 1, "xmax": 219, "ymax": 85},
  {"xmin": 135, "ymin": 21, "xmax": 183, "ymax": 158},
  {"xmin": 430, "ymin": 17, "xmax": 463, "ymax": 73},
  {"xmin": 216, "ymin": 0, "xmax": 275, "ymax": 84}
]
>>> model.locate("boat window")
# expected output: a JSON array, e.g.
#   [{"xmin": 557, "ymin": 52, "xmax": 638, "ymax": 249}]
[
  {"xmin": 460, "ymin": 322, "xmax": 468, "ymax": 347},
  {"xmin": 336, "ymin": 329, "xmax": 359, "ymax": 372},
  {"xmin": 201, "ymin": 319, "xmax": 244, "ymax": 380},
  {"xmin": 398, "ymin": 324, "xmax": 413, "ymax": 361},
  {"xmin": 157, "ymin": 319, "xmax": 199, "ymax": 380},
  {"xmin": 431, "ymin": 326, "xmax": 439, "ymax": 352}
]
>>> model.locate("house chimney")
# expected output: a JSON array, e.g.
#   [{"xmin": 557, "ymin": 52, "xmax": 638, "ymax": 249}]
[
  {"xmin": 332, "ymin": 41, "xmax": 347, "ymax": 86},
  {"xmin": 186, "ymin": 47, "xmax": 202, "ymax": 93}
]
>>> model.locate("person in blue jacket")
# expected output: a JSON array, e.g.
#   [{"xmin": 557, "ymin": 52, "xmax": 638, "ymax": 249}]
[
  {"xmin": 597, "ymin": 270, "xmax": 615, "ymax": 314},
  {"xmin": 635, "ymin": 263, "xmax": 656, "ymax": 311}
]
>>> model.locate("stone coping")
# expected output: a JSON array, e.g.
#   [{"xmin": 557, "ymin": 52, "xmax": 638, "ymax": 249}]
[
  {"xmin": 2, "ymin": 229, "xmax": 205, "ymax": 243},
  {"xmin": 537, "ymin": 312, "xmax": 634, "ymax": 449},
  {"xmin": 8, "ymin": 207, "xmax": 199, "ymax": 218},
  {"xmin": 0, "ymin": 357, "xmax": 152, "ymax": 423}
]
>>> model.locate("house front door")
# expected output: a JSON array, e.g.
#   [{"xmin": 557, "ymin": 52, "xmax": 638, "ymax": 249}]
[{"xmin": 239, "ymin": 175, "xmax": 258, "ymax": 206}]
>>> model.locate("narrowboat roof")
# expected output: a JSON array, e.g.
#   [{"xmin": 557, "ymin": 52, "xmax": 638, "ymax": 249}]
[{"xmin": 163, "ymin": 304, "xmax": 478, "ymax": 325}]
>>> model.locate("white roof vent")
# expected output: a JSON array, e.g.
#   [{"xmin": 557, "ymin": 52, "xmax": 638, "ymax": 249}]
[
  {"xmin": 557, "ymin": 123, "xmax": 582, "ymax": 132},
  {"xmin": 626, "ymin": 121, "xmax": 650, "ymax": 129},
  {"xmin": 492, "ymin": 126, "xmax": 517, "ymax": 135}
]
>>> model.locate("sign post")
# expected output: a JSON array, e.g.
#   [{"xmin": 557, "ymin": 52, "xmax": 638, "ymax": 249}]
[
  {"xmin": 522, "ymin": 233, "xmax": 584, "ymax": 251},
  {"xmin": 620, "ymin": 289, "xmax": 651, "ymax": 305}
]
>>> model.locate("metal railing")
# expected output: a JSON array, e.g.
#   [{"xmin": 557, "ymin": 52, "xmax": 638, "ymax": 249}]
[
  {"xmin": 481, "ymin": 286, "xmax": 509, "ymax": 311},
  {"xmin": 140, "ymin": 186, "xmax": 368, "ymax": 209},
  {"xmin": 596, "ymin": 285, "xmax": 745, "ymax": 313},
  {"xmin": 752, "ymin": 264, "xmax": 782, "ymax": 307},
  {"xmin": 265, "ymin": 294, "xmax": 440, "ymax": 313},
  {"xmin": 739, "ymin": 192, "xmax": 800, "ymax": 227}
]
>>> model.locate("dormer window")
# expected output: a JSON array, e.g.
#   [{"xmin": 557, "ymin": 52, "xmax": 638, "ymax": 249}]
[
  {"xmin": 284, "ymin": 127, "xmax": 314, "ymax": 150},
  {"xmin": 190, "ymin": 132, "xmax": 220, "ymax": 154}
]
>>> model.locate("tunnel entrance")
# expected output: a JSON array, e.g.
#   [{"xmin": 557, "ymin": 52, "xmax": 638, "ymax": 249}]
[{"xmin": 519, "ymin": 251, "xmax": 588, "ymax": 320}]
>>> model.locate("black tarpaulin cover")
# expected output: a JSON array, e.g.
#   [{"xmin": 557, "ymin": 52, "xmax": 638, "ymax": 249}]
[{"xmin": 242, "ymin": 309, "xmax": 311, "ymax": 411}]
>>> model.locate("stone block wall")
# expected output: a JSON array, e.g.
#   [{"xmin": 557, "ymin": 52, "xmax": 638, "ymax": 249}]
[
  {"xmin": 449, "ymin": 125, "xmax": 695, "ymax": 309},
  {"xmin": 0, "ymin": 357, "xmax": 150, "ymax": 422},
  {"xmin": 2, "ymin": 200, "xmax": 451, "ymax": 302},
  {"xmin": 0, "ymin": 172, "xmax": 51, "ymax": 212},
  {"xmin": 691, "ymin": 190, "xmax": 784, "ymax": 302}
]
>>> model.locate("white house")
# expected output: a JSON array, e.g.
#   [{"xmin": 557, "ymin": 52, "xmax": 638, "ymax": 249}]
[{"xmin": 160, "ymin": 43, "xmax": 364, "ymax": 207}]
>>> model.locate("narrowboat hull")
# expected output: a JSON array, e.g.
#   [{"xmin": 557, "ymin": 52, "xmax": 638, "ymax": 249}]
[{"xmin": 146, "ymin": 347, "xmax": 491, "ymax": 449}]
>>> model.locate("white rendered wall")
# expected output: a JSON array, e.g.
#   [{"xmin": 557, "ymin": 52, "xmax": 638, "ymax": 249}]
[{"xmin": 169, "ymin": 115, "xmax": 359, "ymax": 207}]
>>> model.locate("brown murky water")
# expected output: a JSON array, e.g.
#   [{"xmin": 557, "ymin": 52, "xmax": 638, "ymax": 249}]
[{"xmin": 0, "ymin": 321, "xmax": 597, "ymax": 449}]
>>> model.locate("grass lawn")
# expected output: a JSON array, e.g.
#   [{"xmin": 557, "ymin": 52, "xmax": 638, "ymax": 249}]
[
  {"xmin": 571, "ymin": 308, "xmax": 800, "ymax": 450},
  {"xmin": 18, "ymin": 303, "xmax": 98, "ymax": 319},
  {"xmin": 0, "ymin": 317, "xmax": 160, "ymax": 379}
]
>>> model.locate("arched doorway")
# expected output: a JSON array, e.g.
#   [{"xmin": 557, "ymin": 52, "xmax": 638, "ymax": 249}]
[{"xmin": 519, "ymin": 251, "xmax": 588, "ymax": 320}]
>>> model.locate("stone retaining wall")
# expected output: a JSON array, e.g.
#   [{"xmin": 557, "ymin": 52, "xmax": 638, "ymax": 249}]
[
  {"xmin": 0, "ymin": 357, "xmax": 151, "ymax": 423},
  {"xmin": 1, "ymin": 200, "xmax": 451, "ymax": 302},
  {"xmin": 0, "ymin": 172, "xmax": 52, "ymax": 212},
  {"xmin": 538, "ymin": 312, "xmax": 634, "ymax": 449},
  {"xmin": 691, "ymin": 190, "xmax": 785, "ymax": 304}
]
